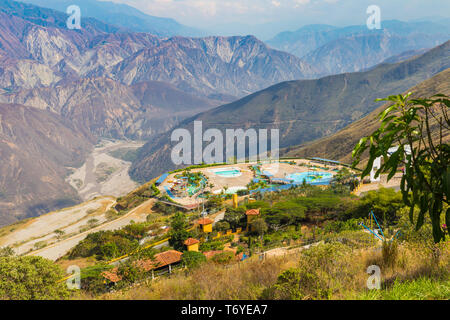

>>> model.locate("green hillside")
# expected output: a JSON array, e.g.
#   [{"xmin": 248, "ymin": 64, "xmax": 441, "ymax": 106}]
[{"xmin": 283, "ymin": 68, "xmax": 450, "ymax": 164}]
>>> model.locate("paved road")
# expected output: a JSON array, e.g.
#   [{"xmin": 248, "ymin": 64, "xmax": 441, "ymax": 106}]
[{"xmin": 212, "ymin": 210, "xmax": 225, "ymax": 225}]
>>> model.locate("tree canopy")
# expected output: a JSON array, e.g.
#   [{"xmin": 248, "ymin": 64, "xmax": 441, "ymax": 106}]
[{"xmin": 0, "ymin": 256, "xmax": 70, "ymax": 300}]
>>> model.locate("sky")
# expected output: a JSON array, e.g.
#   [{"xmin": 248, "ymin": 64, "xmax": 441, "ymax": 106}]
[{"xmin": 102, "ymin": 0, "xmax": 450, "ymax": 39}]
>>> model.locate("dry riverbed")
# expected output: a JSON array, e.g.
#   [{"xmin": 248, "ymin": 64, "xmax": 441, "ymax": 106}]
[{"xmin": 66, "ymin": 139, "xmax": 144, "ymax": 201}]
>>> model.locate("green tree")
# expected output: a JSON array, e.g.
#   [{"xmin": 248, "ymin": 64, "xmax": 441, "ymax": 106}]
[
  {"xmin": 223, "ymin": 207, "xmax": 246, "ymax": 229},
  {"xmin": 353, "ymin": 93, "xmax": 449, "ymax": 242},
  {"xmin": 214, "ymin": 220, "xmax": 231, "ymax": 231},
  {"xmin": 205, "ymin": 196, "xmax": 223, "ymax": 210},
  {"xmin": 54, "ymin": 229, "xmax": 65, "ymax": 240},
  {"xmin": 0, "ymin": 246, "xmax": 15, "ymax": 257},
  {"xmin": 0, "ymin": 256, "xmax": 70, "ymax": 300},
  {"xmin": 348, "ymin": 188, "xmax": 405, "ymax": 225},
  {"xmin": 264, "ymin": 201, "xmax": 306, "ymax": 230},
  {"xmin": 251, "ymin": 218, "xmax": 268, "ymax": 236},
  {"xmin": 181, "ymin": 251, "xmax": 207, "ymax": 269},
  {"xmin": 168, "ymin": 212, "xmax": 192, "ymax": 251}
]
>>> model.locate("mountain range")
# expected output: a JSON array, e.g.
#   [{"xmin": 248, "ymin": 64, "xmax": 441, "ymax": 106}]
[
  {"xmin": 267, "ymin": 20, "xmax": 450, "ymax": 76},
  {"xmin": 129, "ymin": 41, "xmax": 450, "ymax": 182},
  {"xmin": 0, "ymin": 0, "xmax": 316, "ymax": 137},
  {"xmin": 20, "ymin": 0, "xmax": 203, "ymax": 37}
]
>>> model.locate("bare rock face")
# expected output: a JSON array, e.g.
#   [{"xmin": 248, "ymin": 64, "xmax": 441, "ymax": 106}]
[
  {"xmin": 0, "ymin": 0, "xmax": 316, "ymax": 137},
  {"xmin": 0, "ymin": 77, "xmax": 219, "ymax": 139},
  {"xmin": 109, "ymin": 36, "xmax": 316, "ymax": 98},
  {"xmin": 0, "ymin": 103, "xmax": 95, "ymax": 225}
]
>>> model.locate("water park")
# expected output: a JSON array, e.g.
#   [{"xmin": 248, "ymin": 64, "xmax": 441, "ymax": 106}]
[{"xmin": 154, "ymin": 158, "xmax": 353, "ymax": 207}]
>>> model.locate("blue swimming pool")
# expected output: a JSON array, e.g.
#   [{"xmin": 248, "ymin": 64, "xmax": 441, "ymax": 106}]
[
  {"xmin": 286, "ymin": 171, "xmax": 333, "ymax": 185},
  {"xmin": 211, "ymin": 168, "xmax": 242, "ymax": 177}
]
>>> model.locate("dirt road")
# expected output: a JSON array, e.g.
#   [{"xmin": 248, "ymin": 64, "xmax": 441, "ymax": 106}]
[{"xmin": 25, "ymin": 199, "xmax": 155, "ymax": 261}]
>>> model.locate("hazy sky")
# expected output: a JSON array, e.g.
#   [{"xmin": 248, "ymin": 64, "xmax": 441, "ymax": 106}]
[{"xmin": 102, "ymin": 0, "xmax": 450, "ymax": 39}]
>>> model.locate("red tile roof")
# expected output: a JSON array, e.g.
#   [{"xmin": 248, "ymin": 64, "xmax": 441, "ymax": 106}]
[
  {"xmin": 101, "ymin": 268, "xmax": 122, "ymax": 283},
  {"xmin": 102, "ymin": 250, "xmax": 183, "ymax": 282},
  {"xmin": 184, "ymin": 238, "xmax": 199, "ymax": 246},
  {"xmin": 245, "ymin": 208, "xmax": 260, "ymax": 216},
  {"xmin": 135, "ymin": 250, "xmax": 183, "ymax": 272},
  {"xmin": 198, "ymin": 218, "xmax": 213, "ymax": 225}
]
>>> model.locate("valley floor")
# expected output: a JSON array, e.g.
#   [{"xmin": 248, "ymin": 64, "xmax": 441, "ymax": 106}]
[{"xmin": 66, "ymin": 139, "xmax": 144, "ymax": 201}]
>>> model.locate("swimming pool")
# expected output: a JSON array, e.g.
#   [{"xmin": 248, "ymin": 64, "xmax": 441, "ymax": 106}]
[
  {"xmin": 209, "ymin": 167, "xmax": 242, "ymax": 177},
  {"xmin": 286, "ymin": 171, "xmax": 333, "ymax": 185}
]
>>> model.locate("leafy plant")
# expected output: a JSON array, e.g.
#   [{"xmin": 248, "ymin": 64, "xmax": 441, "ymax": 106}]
[
  {"xmin": 181, "ymin": 251, "xmax": 207, "ymax": 269},
  {"xmin": 353, "ymin": 93, "xmax": 450, "ymax": 242},
  {"xmin": 0, "ymin": 256, "xmax": 70, "ymax": 300}
]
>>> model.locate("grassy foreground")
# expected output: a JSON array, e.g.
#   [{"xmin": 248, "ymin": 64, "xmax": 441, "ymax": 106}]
[{"xmin": 84, "ymin": 230, "xmax": 449, "ymax": 300}]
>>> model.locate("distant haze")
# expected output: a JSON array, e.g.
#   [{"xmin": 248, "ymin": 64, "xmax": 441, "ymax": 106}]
[{"xmin": 102, "ymin": 0, "xmax": 450, "ymax": 39}]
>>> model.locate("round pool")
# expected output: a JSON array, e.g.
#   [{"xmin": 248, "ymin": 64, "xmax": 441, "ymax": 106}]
[
  {"xmin": 286, "ymin": 171, "xmax": 333, "ymax": 185},
  {"xmin": 210, "ymin": 167, "xmax": 242, "ymax": 178}
]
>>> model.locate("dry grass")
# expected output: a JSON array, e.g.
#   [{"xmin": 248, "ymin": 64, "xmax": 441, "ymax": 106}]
[
  {"xmin": 81, "ymin": 234, "xmax": 449, "ymax": 300},
  {"xmin": 99, "ymin": 255, "xmax": 296, "ymax": 300}
]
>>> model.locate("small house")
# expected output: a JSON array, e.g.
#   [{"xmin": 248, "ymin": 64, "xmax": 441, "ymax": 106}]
[
  {"xmin": 245, "ymin": 208, "xmax": 260, "ymax": 231},
  {"xmin": 197, "ymin": 217, "xmax": 213, "ymax": 233},
  {"xmin": 184, "ymin": 238, "xmax": 200, "ymax": 252}
]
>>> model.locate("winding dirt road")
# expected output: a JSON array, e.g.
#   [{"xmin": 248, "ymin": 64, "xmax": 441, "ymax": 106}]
[{"xmin": 26, "ymin": 199, "xmax": 155, "ymax": 261}]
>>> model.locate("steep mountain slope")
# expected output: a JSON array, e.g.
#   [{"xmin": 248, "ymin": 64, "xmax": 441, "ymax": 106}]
[
  {"xmin": 0, "ymin": 103, "xmax": 95, "ymax": 226},
  {"xmin": 0, "ymin": 0, "xmax": 317, "ymax": 136},
  {"xmin": 0, "ymin": 78, "xmax": 219, "ymax": 138},
  {"xmin": 21, "ymin": 0, "xmax": 203, "ymax": 37},
  {"xmin": 129, "ymin": 41, "xmax": 450, "ymax": 181},
  {"xmin": 106, "ymin": 35, "xmax": 316, "ymax": 98},
  {"xmin": 0, "ymin": 0, "xmax": 315, "ymax": 99},
  {"xmin": 303, "ymin": 33, "xmax": 447, "ymax": 76},
  {"xmin": 267, "ymin": 20, "xmax": 450, "ymax": 76},
  {"xmin": 283, "ymin": 68, "xmax": 450, "ymax": 164}
]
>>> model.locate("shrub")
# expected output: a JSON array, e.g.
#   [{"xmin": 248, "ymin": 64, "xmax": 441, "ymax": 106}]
[
  {"xmin": 264, "ymin": 242, "xmax": 351, "ymax": 300},
  {"xmin": 181, "ymin": 251, "xmax": 207, "ymax": 269},
  {"xmin": 214, "ymin": 221, "xmax": 230, "ymax": 232},
  {"xmin": 211, "ymin": 251, "xmax": 234, "ymax": 265},
  {"xmin": 199, "ymin": 240, "xmax": 225, "ymax": 252},
  {"xmin": 0, "ymin": 256, "xmax": 70, "ymax": 300},
  {"xmin": 382, "ymin": 240, "xmax": 399, "ymax": 268}
]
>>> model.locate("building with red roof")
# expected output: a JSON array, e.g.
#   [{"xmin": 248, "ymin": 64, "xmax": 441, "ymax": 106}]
[
  {"xmin": 102, "ymin": 250, "xmax": 183, "ymax": 284},
  {"xmin": 184, "ymin": 238, "xmax": 200, "ymax": 251},
  {"xmin": 197, "ymin": 217, "xmax": 213, "ymax": 233}
]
